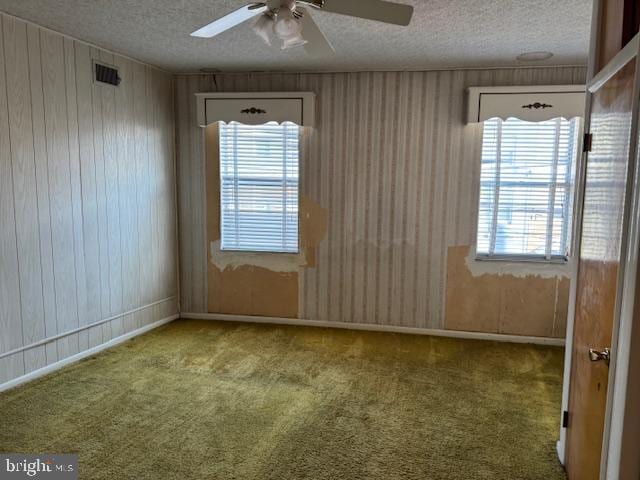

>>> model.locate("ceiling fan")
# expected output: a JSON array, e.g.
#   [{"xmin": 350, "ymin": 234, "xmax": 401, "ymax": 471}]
[{"xmin": 190, "ymin": 0, "xmax": 414, "ymax": 56}]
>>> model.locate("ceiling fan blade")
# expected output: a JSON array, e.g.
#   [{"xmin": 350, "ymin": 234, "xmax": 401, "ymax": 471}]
[
  {"xmin": 320, "ymin": 0, "xmax": 413, "ymax": 26},
  {"xmin": 299, "ymin": 8, "xmax": 335, "ymax": 57},
  {"xmin": 191, "ymin": 3, "xmax": 268, "ymax": 38}
]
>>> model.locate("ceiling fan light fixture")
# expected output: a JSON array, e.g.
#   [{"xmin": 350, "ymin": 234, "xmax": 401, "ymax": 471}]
[{"xmin": 272, "ymin": 9, "xmax": 307, "ymax": 49}]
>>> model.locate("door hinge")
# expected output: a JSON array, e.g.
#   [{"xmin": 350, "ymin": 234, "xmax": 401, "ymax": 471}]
[
  {"xmin": 562, "ymin": 410, "xmax": 569, "ymax": 428},
  {"xmin": 583, "ymin": 133, "xmax": 593, "ymax": 152}
]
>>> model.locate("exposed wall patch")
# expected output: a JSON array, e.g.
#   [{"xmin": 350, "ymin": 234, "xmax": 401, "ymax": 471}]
[
  {"xmin": 445, "ymin": 245, "xmax": 571, "ymax": 338},
  {"xmin": 464, "ymin": 245, "xmax": 572, "ymax": 279}
]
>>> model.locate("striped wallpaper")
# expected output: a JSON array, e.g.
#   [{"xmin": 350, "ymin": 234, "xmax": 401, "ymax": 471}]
[{"xmin": 176, "ymin": 66, "xmax": 586, "ymax": 329}]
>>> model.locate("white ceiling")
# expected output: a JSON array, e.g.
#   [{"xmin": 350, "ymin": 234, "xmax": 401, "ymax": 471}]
[{"xmin": 0, "ymin": 0, "xmax": 592, "ymax": 73}]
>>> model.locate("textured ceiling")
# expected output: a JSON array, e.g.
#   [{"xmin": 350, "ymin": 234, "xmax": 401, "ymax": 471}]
[{"xmin": 0, "ymin": 0, "xmax": 592, "ymax": 73}]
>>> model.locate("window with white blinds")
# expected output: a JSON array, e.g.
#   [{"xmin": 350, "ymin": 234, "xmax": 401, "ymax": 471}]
[
  {"xmin": 219, "ymin": 121, "xmax": 299, "ymax": 253},
  {"xmin": 476, "ymin": 117, "xmax": 581, "ymax": 261}
]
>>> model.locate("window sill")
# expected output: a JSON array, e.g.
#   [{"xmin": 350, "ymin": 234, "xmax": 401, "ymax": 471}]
[
  {"xmin": 220, "ymin": 248, "xmax": 300, "ymax": 255},
  {"xmin": 475, "ymin": 254, "xmax": 569, "ymax": 265}
]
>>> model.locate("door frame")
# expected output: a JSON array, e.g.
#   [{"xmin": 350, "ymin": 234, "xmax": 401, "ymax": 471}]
[
  {"xmin": 556, "ymin": 0, "xmax": 601, "ymax": 465},
  {"xmin": 558, "ymin": 10, "xmax": 640, "ymax": 475}
]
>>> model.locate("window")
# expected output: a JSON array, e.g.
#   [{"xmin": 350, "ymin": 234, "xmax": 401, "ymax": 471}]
[
  {"xmin": 476, "ymin": 117, "xmax": 581, "ymax": 261},
  {"xmin": 219, "ymin": 121, "xmax": 299, "ymax": 253}
]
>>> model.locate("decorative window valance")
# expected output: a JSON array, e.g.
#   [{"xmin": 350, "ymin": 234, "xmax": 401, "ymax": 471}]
[
  {"xmin": 466, "ymin": 85, "xmax": 586, "ymax": 123},
  {"xmin": 195, "ymin": 92, "xmax": 316, "ymax": 127}
]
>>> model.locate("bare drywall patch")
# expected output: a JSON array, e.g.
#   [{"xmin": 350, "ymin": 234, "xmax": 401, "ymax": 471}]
[
  {"xmin": 446, "ymin": 245, "xmax": 570, "ymax": 338},
  {"xmin": 464, "ymin": 245, "xmax": 572, "ymax": 279},
  {"xmin": 208, "ymin": 264, "xmax": 299, "ymax": 318}
]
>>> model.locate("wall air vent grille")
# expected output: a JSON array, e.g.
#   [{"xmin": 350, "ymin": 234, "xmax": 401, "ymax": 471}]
[{"xmin": 94, "ymin": 62, "xmax": 121, "ymax": 86}]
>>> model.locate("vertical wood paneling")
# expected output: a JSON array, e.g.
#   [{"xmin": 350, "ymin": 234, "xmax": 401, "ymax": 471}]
[
  {"xmin": 175, "ymin": 76, "xmax": 192, "ymax": 312},
  {"xmin": 3, "ymin": 16, "xmax": 46, "ymax": 371},
  {"xmin": 99, "ymin": 50, "xmax": 123, "ymax": 338},
  {"xmin": 161, "ymin": 74, "xmax": 177, "ymax": 301},
  {"xmin": 75, "ymin": 42, "xmax": 103, "ymax": 348},
  {"xmin": 145, "ymin": 67, "xmax": 157, "ymax": 305},
  {"xmin": 148, "ymin": 67, "xmax": 162, "ymax": 305},
  {"xmin": 26, "ymin": 23, "xmax": 58, "ymax": 364},
  {"xmin": 0, "ymin": 12, "xmax": 178, "ymax": 385},
  {"xmin": 176, "ymin": 66, "xmax": 586, "ymax": 329},
  {"xmin": 0, "ymin": 15, "xmax": 25, "ymax": 382},
  {"xmin": 41, "ymin": 29, "xmax": 79, "ymax": 358},
  {"xmin": 168, "ymin": 77, "xmax": 178, "ymax": 300},
  {"xmin": 64, "ymin": 37, "xmax": 88, "ymax": 352},
  {"xmin": 134, "ymin": 61, "xmax": 151, "ymax": 326},
  {"xmin": 154, "ymin": 69, "xmax": 168, "ymax": 306},
  {"xmin": 114, "ymin": 56, "xmax": 136, "ymax": 332},
  {"xmin": 90, "ymin": 46, "xmax": 110, "ymax": 344}
]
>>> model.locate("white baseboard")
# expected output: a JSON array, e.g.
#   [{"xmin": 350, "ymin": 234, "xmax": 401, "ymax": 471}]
[
  {"xmin": 180, "ymin": 312, "xmax": 566, "ymax": 346},
  {"xmin": 0, "ymin": 314, "xmax": 179, "ymax": 393}
]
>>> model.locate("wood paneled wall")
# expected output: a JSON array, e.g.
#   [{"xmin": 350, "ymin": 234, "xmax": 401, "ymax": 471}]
[
  {"xmin": 176, "ymin": 66, "xmax": 586, "ymax": 331},
  {"xmin": 0, "ymin": 13, "xmax": 178, "ymax": 385}
]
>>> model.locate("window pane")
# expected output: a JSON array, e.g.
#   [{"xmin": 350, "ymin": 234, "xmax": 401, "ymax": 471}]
[
  {"xmin": 219, "ymin": 121, "xmax": 299, "ymax": 253},
  {"xmin": 476, "ymin": 117, "xmax": 580, "ymax": 259}
]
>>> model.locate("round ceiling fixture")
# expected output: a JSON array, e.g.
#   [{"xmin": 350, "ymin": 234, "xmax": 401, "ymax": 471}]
[{"xmin": 517, "ymin": 51, "xmax": 554, "ymax": 62}]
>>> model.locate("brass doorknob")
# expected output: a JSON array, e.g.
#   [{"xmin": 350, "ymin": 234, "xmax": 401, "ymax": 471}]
[{"xmin": 589, "ymin": 348, "xmax": 610, "ymax": 366}]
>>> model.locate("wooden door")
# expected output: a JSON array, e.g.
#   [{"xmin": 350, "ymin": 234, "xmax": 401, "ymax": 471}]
[{"xmin": 565, "ymin": 59, "xmax": 637, "ymax": 479}]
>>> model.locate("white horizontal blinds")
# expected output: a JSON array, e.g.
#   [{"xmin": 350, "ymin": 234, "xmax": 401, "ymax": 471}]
[
  {"xmin": 219, "ymin": 121, "xmax": 299, "ymax": 252},
  {"xmin": 477, "ymin": 117, "xmax": 580, "ymax": 259}
]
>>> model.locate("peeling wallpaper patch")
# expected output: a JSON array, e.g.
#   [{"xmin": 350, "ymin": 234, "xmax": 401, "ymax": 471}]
[
  {"xmin": 210, "ymin": 240, "xmax": 306, "ymax": 273},
  {"xmin": 464, "ymin": 245, "xmax": 572, "ymax": 279}
]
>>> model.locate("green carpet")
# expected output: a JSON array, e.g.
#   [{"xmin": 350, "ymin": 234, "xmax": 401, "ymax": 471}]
[{"xmin": 0, "ymin": 320, "xmax": 566, "ymax": 479}]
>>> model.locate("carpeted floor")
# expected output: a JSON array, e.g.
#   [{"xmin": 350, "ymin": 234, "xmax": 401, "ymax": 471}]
[{"xmin": 0, "ymin": 320, "xmax": 567, "ymax": 480}]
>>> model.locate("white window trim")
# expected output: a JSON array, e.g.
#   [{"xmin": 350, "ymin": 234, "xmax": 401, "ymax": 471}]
[
  {"xmin": 219, "ymin": 122, "xmax": 300, "ymax": 254},
  {"xmin": 475, "ymin": 116, "xmax": 581, "ymax": 263}
]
